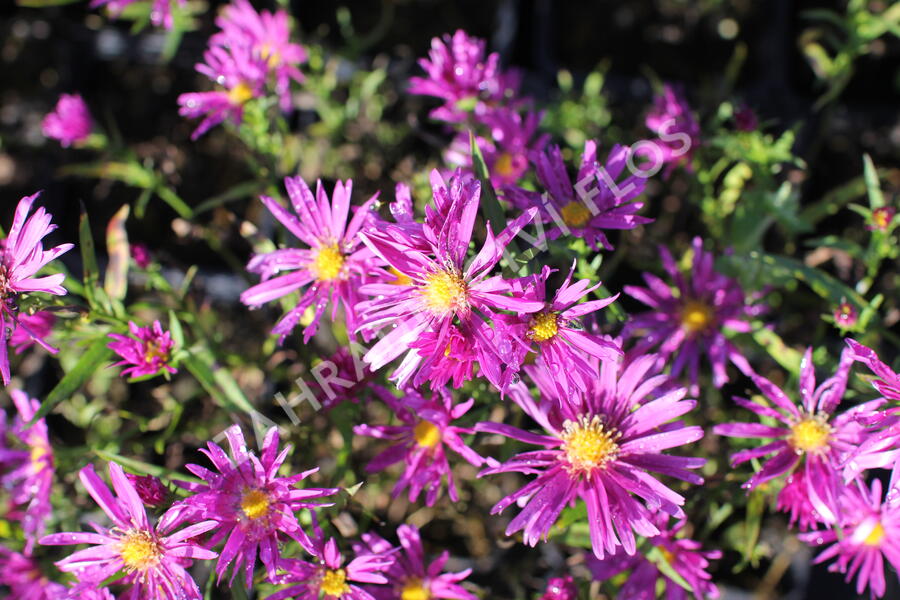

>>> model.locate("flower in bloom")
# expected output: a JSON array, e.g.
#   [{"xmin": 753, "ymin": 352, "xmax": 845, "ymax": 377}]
[
  {"xmin": 39, "ymin": 461, "xmax": 219, "ymax": 600},
  {"xmin": 0, "ymin": 390, "xmax": 54, "ymax": 552},
  {"xmin": 107, "ymin": 320, "xmax": 177, "ymax": 378},
  {"xmin": 848, "ymin": 339, "xmax": 900, "ymax": 403},
  {"xmin": 868, "ymin": 206, "xmax": 896, "ymax": 232},
  {"xmin": 833, "ymin": 300, "xmax": 858, "ymax": 330},
  {"xmin": 91, "ymin": 0, "xmax": 185, "ymax": 29},
  {"xmin": 504, "ymin": 141, "xmax": 651, "ymax": 251},
  {"xmin": 354, "ymin": 387, "xmax": 486, "ymax": 506},
  {"xmin": 800, "ymin": 478, "xmax": 900, "ymax": 598},
  {"xmin": 714, "ymin": 347, "xmax": 884, "ymax": 526},
  {"xmin": 622, "ymin": 236, "xmax": 761, "ymax": 392},
  {"xmin": 408, "ymin": 30, "xmax": 521, "ymax": 124},
  {"xmin": 131, "ymin": 243, "xmax": 152, "ymax": 269},
  {"xmin": 41, "ymin": 94, "xmax": 92, "ymax": 147},
  {"xmin": 477, "ymin": 355, "xmax": 706, "ymax": 559},
  {"xmin": 493, "ymin": 263, "xmax": 621, "ymax": 398},
  {"xmin": 268, "ymin": 525, "xmax": 394, "ymax": 600},
  {"xmin": 211, "ymin": 0, "xmax": 306, "ymax": 111},
  {"xmin": 0, "ymin": 545, "xmax": 66, "ymax": 599},
  {"xmin": 356, "ymin": 524, "xmax": 477, "ymax": 600},
  {"xmin": 645, "ymin": 84, "xmax": 700, "ymax": 176},
  {"xmin": 241, "ymin": 176, "xmax": 377, "ymax": 343},
  {"xmin": 9, "ymin": 311, "xmax": 55, "ymax": 355},
  {"xmin": 1, "ymin": 193, "xmax": 73, "ymax": 385},
  {"xmin": 172, "ymin": 425, "xmax": 338, "ymax": 586},
  {"xmin": 126, "ymin": 473, "xmax": 169, "ymax": 507},
  {"xmin": 586, "ymin": 514, "xmax": 721, "ymax": 599},
  {"xmin": 356, "ymin": 170, "xmax": 541, "ymax": 389},
  {"xmin": 539, "ymin": 575, "xmax": 578, "ymax": 600}
]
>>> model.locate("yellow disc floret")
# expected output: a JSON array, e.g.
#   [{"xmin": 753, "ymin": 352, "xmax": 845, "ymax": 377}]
[
  {"xmin": 310, "ymin": 244, "xmax": 345, "ymax": 282},
  {"xmin": 864, "ymin": 522, "xmax": 885, "ymax": 546},
  {"xmin": 321, "ymin": 568, "xmax": 350, "ymax": 596},
  {"xmin": 788, "ymin": 416, "xmax": 832, "ymax": 454},
  {"xmin": 389, "ymin": 267, "xmax": 412, "ymax": 286},
  {"xmin": 560, "ymin": 201, "xmax": 591, "ymax": 228},
  {"xmin": 529, "ymin": 311, "xmax": 559, "ymax": 342},
  {"xmin": 240, "ymin": 488, "xmax": 271, "ymax": 520},
  {"xmin": 228, "ymin": 82, "xmax": 254, "ymax": 105},
  {"xmin": 119, "ymin": 529, "xmax": 162, "ymax": 573},
  {"xmin": 560, "ymin": 415, "xmax": 620, "ymax": 475},
  {"xmin": 680, "ymin": 300, "xmax": 713, "ymax": 334},
  {"xmin": 494, "ymin": 153, "xmax": 515, "ymax": 178},
  {"xmin": 414, "ymin": 421, "xmax": 441, "ymax": 448},
  {"xmin": 420, "ymin": 269, "xmax": 469, "ymax": 316},
  {"xmin": 401, "ymin": 578, "xmax": 432, "ymax": 600}
]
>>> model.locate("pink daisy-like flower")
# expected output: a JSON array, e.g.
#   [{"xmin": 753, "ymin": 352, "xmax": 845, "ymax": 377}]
[
  {"xmin": 622, "ymin": 236, "xmax": 761, "ymax": 392},
  {"xmin": 1, "ymin": 390, "xmax": 54, "ymax": 552},
  {"xmin": 408, "ymin": 29, "xmax": 521, "ymax": 124},
  {"xmin": 0, "ymin": 545, "xmax": 66, "ymax": 599},
  {"xmin": 39, "ymin": 461, "xmax": 218, "ymax": 600},
  {"xmin": 645, "ymin": 84, "xmax": 700, "ymax": 177},
  {"xmin": 406, "ymin": 324, "xmax": 480, "ymax": 391},
  {"xmin": 268, "ymin": 525, "xmax": 394, "ymax": 600},
  {"xmin": 9, "ymin": 311, "xmax": 55, "ymax": 355},
  {"xmin": 107, "ymin": 320, "xmax": 177, "ymax": 379},
  {"xmin": 504, "ymin": 141, "xmax": 651, "ymax": 251},
  {"xmin": 847, "ymin": 339, "xmax": 900, "ymax": 402},
  {"xmin": 90, "ymin": 0, "xmax": 186, "ymax": 29},
  {"xmin": 1, "ymin": 192, "xmax": 73, "ymax": 385},
  {"xmin": 211, "ymin": 0, "xmax": 306, "ymax": 112},
  {"xmin": 800, "ymin": 478, "xmax": 900, "ymax": 598},
  {"xmin": 41, "ymin": 94, "xmax": 92, "ymax": 147},
  {"xmin": 493, "ymin": 263, "xmax": 621, "ymax": 398},
  {"xmin": 477, "ymin": 355, "xmax": 706, "ymax": 559},
  {"xmin": 539, "ymin": 575, "xmax": 578, "ymax": 600},
  {"xmin": 714, "ymin": 347, "xmax": 885, "ymax": 526},
  {"xmin": 240, "ymin": 176, "xmax": 377, "ymax": 343},
  {"xmin": 172, "ymin": 425, "xmax": 338, "ymax": 587},
  {"xmin": 356, "ymin": 169, "xmax": 541, "ymax": 389},
  {"xmin": 356, "ymin": 524, "xmax": 477, "ymax": 600},
  {"xmin": 586, "ymin": 514, "xmax": 721, "ymax": 599},
  {"xmin": 354, "ymin": 387, "xmax": 486, "ymax": 506}
]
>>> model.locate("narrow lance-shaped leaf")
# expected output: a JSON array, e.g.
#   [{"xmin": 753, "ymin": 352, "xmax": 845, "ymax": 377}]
[{"xmin": 104, "ymin": 204, "xmax": 130, "ymax": 302}]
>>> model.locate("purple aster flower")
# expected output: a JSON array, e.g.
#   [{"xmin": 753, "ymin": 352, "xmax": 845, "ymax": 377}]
[
  {"xmin": 126, "ymin": 473, "xmax": 169, "ymax": 507},
  {"xmin": 354, "ymin": 387, "xmax": 486, "ymax": 506},
  {"xmin": 130, "ymin": 243, "xmax": 152, "ymax": 269},
  {"xmin": 356, "ymin": 169, "xmax": 541, "ymax": 389},
  {"xmin": 107, "ymin": 320, "xmax": 177, "ymax": 379},
  {"xmin": 356, "ymin": 524, "xmax": 477, "ymax": 600},
  {"xmin": 1, "ymin": 390, "xmax": 54, "ymax": 552},
  {"xmin": 172, "ymin": 425, "xmax": 338, "ymax": 587},
  {"xmin": 1, "ymin": 192, "xmax": 73, "ymax": 385},
  {"xmin": 9, "ymin": 311, "xmax": 55, "ymax": 355},
  {"xmin": 39, "ymin": 462, "xmax": 218, "ymax": 600},
  {"xmin": 504, "ymin": 141, "xmax": 651, "ymax": 251},
  {"xmin": 493, "ymin": 263, "xmax": 621, "ymax": 398},
  {"xmin": 406, "ymin": 324, "xmax": 480, "ymax": 391},
  {"xmin": 847, "ymin": 339, "xmax": 900, "ymax": 402},
  {"xmin": 0, "ymin": 545, "xmax": 67, "ymax": 599},
  {"xmin": 645, "ymin": 84, "xmax": 700, "ymax": 177},
  {"xmin": 622, "ymin": 236, "xmax": 761, "ymax": 392},
  {"xmin": 713, "ymin": 347, "xmax": 884, "ymax": 526},
  {"xmin": 539, "ymin": 575, "xmax": 578, "ymax": 600},
  {"xmin": 268, "ymin": 526, "xmax": 394, "ymax": 600},
  {"xmin": 211, "ymin": 0, "xmax": 306, "ymax": 111},
  {"xmin": 477, "ymin": 355, "xmax": 706, "ymax": 559},
  {"xmin": 41, "ymin": 94, "xmax": 92, "ymax": 147},
  {"xmin": 408, "ymin": 30, "xmax": 521, "ymax": 124},
  {"xmin": 800, "ymin": 478, "xmax": 900, "ymax": 598},
  {"xmin": 91, "ymin": 0, "xmax": 185, "ymax": 28},
  {"xmin": 240, "ymin": 176, "xmax": 377, "ymax": 343}
]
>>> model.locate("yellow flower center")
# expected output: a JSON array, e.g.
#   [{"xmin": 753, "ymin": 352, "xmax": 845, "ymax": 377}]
[
  {"xmin": 389, "ymin": 267, "xmax": 412, "ymax": 286},
  {"xmin": 30, "ymin": 443, "xmax": 49, "ymax": 465},
  {"xmin": 872, "ymin": 207, "xmax": 892, "ymax": 230},
  {"xmin": 788, "ymin": 417, "xmax": 832, "ymax": 454},
  {"xmin": 143, "ymin": 339, "xmax": 168, "ymax": 364},
  {"xmin": 560, "ymin": 201, "xmax": 591, "ymax": 228},
  {"xmin": 494, "ymin": 152, "xmax": 515, "ymax": 177},
  {"xmin": 420, "ymin": 269, "xmax": 469, "ymax": 316},
  {"xmin": 310, "ymin": 244, "xmax": 345, "ymax": 282},
  {"xmin": 401, "ymin": 578, "xmax": 432, "ymax": 600},
  {"xmin": 560, "ymin": 415, "xmax": 620, "ymax": 475},
  {"xmin": 240, "ymin": 488, "xmax": 271, "ymax": 520},
  {"xmin": 119, "ymin": 529, "xmax": 162, "ymax": 573},
  {"xmin": 260, "ymin": 43, "xmax": 281, "ymax": 68},
  {"xmin": 864, "ymin": 522, "xmax": 885, "ymax": 546},
  {"xmin": 414, "ymin": 421, "xmax": 441, "ymax": 448},
  {"xmin": 227, "ymin": 82, "xmax": 255, "ymax": 105},
  {"xmin": 681, "ymin": 300, "xmax": 713, "ymax": 333},
  {"xmin": 529, "ymin": 311, "xmax": 559, "ymax": 342},
  {"xmin": 321, "ymin": 568, "xmax": 350, "ymax": 596}
]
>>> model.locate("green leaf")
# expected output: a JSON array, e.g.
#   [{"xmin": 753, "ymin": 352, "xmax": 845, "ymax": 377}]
[
  {"xmin": 29, "ymin": 337, "xmax": 113, "ymax": 425},
  {"xmin": 646, "ymin": 546, "xmax": 693, "ymax": 592},
  {"xmin": 168, "ymin": 310, "xmax": 185, "ymax": 348},
  {"xmin": 750, "ymin": 323, "xmax": 804, "ymax": 375},
  {"xmin": 862, "ymin": 154, "xmax": 885, "ymax": 209},
  {"xmin": 155, "ymin": 185, "xmax": 193, "ymax": 219},
  {"xmin": 182, "ymin": 345, "xmax": 256, "ymax": 416},
  {"xmin": 93, "ymin": 449, "xmax": 200, "ymax": 483},
  {"xmin": 79, "ymin": 204, "xmax": 100, "ymax": 309}
]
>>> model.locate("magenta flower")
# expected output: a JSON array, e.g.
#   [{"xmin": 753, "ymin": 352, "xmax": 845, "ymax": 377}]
[
  {"xmin": 41, "ymin": 94, "xmax": 92, "ymax": 147},
  {"xmin": 130, "ymin": 243, "xmax": 152, "ymax": 269},
  {"xmin": 1, "ymin": 193, "xmax": 73, "ymax": 385},
  {"xmin": 356, "ymin": 524, "xmax": 477, "ymax": 600},
  {"xmin": 354, "ymin": 387, "xmax": 486, "ymax": 506},
  {"xmin": 40, "ymin": 462, "xmax": 218, "ymax": 600},
  {"xmin": 539, "ymin": 575, "xmax": 578, "ymax": 600},
  {"xmin": 172, "ymin": 425, "xmax": 338, "ymax": 586},
  {"xmin": 0, "ymin": 390, "xmax": 54, "ymax": 552},
  {"xmin": 847, "ymin": 339, "xmax": 900, "ymax": 402},
  {"xmin": 211, "ymin": 0, "xmax": 306, "ymax": 111},
  {"xmin": 714, "ymin": 347, "xmax": 884, "ymax": 526},
  {"xmin": 586, "ymin": 514, "xmax": 721, "ymax": 599},
  {"xmin": 504, "ymin": 141, "xmax": 651, "ymax": 251},
  {"xmin": 645, "ymin": 84, "xmax": 700, "ymax": 176},
  {"xmin": 240, "ymin": 176, "xmax": 377, "ymax": 343},
  {"xmin": 126, "ymin": 473, "xmax": 169, "ymax": 507},
  {"xmin": 800, "ymin": 478, "xmax": 900, "ymax": 598},
  {"xmin": 477, "ymin": 355, "xmax": 706, "ymax": 559},
  {"xmin": 868, "ymin": 206, "xmax": 896, "ymax": 232},
  {"xmin": 408, "ymin": 30, "xmax": 521, "ymax": 123},
  {"xmin": 407, "ymin": 324, "xmax": 480, "ymax": 391},
  {"xmin": 90, "ymin": 0, "xmax": 185, "ymax": 29},
  {"xmin": 107, "ymin": 320, "xmax": 177, "ymax": 378},
  {"xmin": 833, "ymin": 300, "xmax": 858, "ymax": 329},
  {"xmin": 356, "ymin": 169, "xmax": 541, "ymax": 389},
  {"xmin": 622, "ymin": 236, "xmax": 761, "ymax": 392},
  {"xmin": 493, "ymin": 263, "xmax": 622, "ymax": 398},
  {"xmin": 0, "ymin": 545, "xmax": 66, "ymax": 599},
  {"xmin": 9, "ymin": 311, "xmax": 55, "ymax": 355}
]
